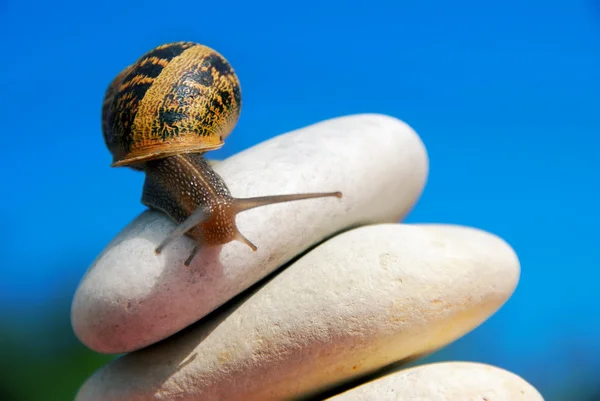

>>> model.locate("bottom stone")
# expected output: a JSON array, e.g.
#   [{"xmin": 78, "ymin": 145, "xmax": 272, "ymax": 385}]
[
  {"xmin": 76, "ymin": 224, "xmax": 520, "ymax": 401},
  {"xmin": 326, "ymin": 362, "xmax": 544, "ymax": 401}
]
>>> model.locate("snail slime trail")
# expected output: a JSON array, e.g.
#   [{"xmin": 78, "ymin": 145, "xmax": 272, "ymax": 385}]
[{"xmin": 101, "ymin": 41, "xmax": 342, "ymax": 266}]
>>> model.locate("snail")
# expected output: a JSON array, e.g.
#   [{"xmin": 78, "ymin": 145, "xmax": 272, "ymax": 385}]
[{"xmin": 101, "ymin": 41, "xmax": 342, "ymax": 266}]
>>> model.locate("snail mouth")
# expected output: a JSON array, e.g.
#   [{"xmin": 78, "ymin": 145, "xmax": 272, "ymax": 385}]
[{"xmin": 153, "ymin": 202, "xmax": 257, "ymax": 266}]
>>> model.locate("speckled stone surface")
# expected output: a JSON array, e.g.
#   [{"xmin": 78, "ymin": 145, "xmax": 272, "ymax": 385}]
[
  {"xmin": 75, "ymin": 223, "xmax": 520, "ymax": 401},
  {"xmin": 71, "ymin": 114, "xmax": 429, "ymax": 354},
  {"xmin": 326, "ymin": 362, "xmax": 544, "ymax": 401}
]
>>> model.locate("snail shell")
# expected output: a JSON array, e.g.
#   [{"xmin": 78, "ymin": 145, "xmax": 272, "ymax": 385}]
[{"xmin": 101, "ymin": 42, "xmax": 241, "ymax": 168}]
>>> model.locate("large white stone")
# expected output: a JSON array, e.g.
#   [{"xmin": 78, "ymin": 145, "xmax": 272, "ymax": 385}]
[
  {"xmin": 75, "ymin": 223, "xmax": 520, "ymax": 401},
  {"xmin": 326, "ymin": 362, "xmax": 544, "ymax": 400},
  {"xmin": 71, "ymin": 114, "xmax": 429, "ymax": 354}
]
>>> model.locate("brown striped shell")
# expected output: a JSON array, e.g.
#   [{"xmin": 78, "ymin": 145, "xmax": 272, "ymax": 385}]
[{"xmin": 101, "ymin": 42, "xmax": 242, "ymax": 167}]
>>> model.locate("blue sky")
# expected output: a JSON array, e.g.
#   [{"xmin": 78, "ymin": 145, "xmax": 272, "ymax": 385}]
[{"xmin": 1, "ymin": 0, "xmax": 598, "ymax": 396}]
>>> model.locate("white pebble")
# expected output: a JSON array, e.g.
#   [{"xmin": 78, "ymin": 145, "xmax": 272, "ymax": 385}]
[
  {"xmin": 75, "ymin": 223, "xmax": 520, "ymax": 401},
  {"xmin": 326, "ymin": 361, "xmax": 544, "ymax": 401},
  {"xmin": 71, "ymin": 114, "xmax": 429, "ymax": 354}
]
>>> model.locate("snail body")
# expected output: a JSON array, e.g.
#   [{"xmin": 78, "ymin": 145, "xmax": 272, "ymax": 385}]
[{"xmin": 102, "ymin": 42, "xmax": 342, "ymax": 265}]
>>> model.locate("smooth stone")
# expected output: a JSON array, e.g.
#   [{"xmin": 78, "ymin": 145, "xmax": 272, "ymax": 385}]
[
  {"xmin": 75, "ymin": 223, "xmax": 520, "ymax": 401},
  {"xmin": 71, "ymin": 113, "xmax": 429, "ymax": 354},
  {"xmin": 326, "ymin": 362, "xmax": 544, "ymax": 400}
]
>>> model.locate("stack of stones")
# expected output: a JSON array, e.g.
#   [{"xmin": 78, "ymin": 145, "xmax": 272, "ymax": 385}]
[{"xmin": 71, "ymin": 114, "xmax": 543, "ymax": 400}]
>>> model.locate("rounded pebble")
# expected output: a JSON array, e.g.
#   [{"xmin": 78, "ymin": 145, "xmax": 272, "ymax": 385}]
[
  {"xmin": 326, "ymin": 361, "xmax": 544, "ymax": 400},
  {"xmin": 71, "ymin": 114, "xmax": 428, "ymax": 353},
  {"xmin": 75, "ymin": 223, "xmax": 520, "ymax": 401},
  {"xmin": 71, "ymin": 113, "xmax": 429, "ymax": 354}
]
